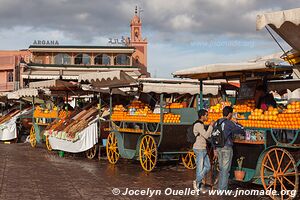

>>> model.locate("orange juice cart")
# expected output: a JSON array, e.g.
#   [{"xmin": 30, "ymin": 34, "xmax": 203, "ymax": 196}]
[
  {"xmin": 28, "ymin": 80, "xmax": 100, "ymax": 158},
  {"xmin": 174, "ymin": 59, "xmax": 299, "ymax": 199},
  {"xmin": 80, "ymin": 72, "xmax": 219, "ymax": 172}
]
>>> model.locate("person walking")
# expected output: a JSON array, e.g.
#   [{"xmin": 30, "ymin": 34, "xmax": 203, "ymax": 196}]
[
  {"xmin": 193, "ymin": 109, "xmax": 214, "ymax": 193},
  {"xmin": 214, "ymin": 106, "xmax": 245, "ymax": 191}
]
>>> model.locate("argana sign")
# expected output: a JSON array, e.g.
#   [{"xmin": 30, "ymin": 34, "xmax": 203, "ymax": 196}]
[{"xmin": 33, "ymin": 40, "xmax": 59, "ymax": 45}]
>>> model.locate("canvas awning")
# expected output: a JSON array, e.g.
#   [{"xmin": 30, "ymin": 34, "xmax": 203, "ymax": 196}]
[
  {"xmin": 173, "ymin": 53, "xmax": 292, "ymax": 80},
  {"xmin": 141, "ymin": 82, "xmax": 218, "ymax": 95},
  {"xmin": 256, "ymin": 8, "xmax": 300, "ymax": 51},
  {"xmin": 7, "ymin": 88, "xmax": 39, "ymax": 99},
  {"xmin": 78, "ymin": 71, "xmax": 137, "ymax": 88},
  {"xmin": 29, "ymin": 80, "xmax": 78, "ymax": 91}
]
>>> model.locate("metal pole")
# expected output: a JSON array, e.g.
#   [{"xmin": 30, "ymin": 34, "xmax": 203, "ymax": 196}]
[
  {"xmin": 109, "ymin": 89, "xmax": 112, "ymax": 121},
  {"xmin": 199, "ymin": 79, "xmax": 204, "ymax": 109},
  {"xmin": 160, "ymin": 94, "xmax": 163, "ymax": 123}
]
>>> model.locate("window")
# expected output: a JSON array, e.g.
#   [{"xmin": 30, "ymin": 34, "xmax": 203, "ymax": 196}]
[
  {"xmin": 75, "ymin": 54, "xmax": 90, "ymax": 64},
  {"xmin": 7, "ymin": 71, "xmax": 13, "ymax": 82},
  {"xmin": 54, "ymin": 54, "xmax": 71, "ymax": 65},
  {"xmin": 94, "ymin": 54, "xmax": 110, "ymax": 65},
  {"xmin": 115, "ymin": 54, "xmax": 130, "ymax": 65}
]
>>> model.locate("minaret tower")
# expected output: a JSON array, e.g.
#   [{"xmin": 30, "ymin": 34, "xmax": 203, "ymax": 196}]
[{"xmin": 129, "ymin": 6, "xmax": 149, "ymax": 77}]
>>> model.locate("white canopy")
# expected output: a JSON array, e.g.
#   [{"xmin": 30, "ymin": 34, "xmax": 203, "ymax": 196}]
[
  {"xmin": 141, "ymin": 82, "xmax": 218, "ymax": 95},
  {"xmin": 78, "ymin": 71, "xmax": 137, "ymax": 88},
  {"xmin": 7, "ymin": 89, "xmax": 38, "ymax": 99},
  {"xmin": 173, "ymin": 53, "xmax": 291, "ymax": 80},
  {"xmin": 256, "ymin": 8, "xmax": 300, "ymax": 51}
]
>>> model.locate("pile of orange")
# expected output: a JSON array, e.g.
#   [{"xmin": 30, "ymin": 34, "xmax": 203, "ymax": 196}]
[
  {"xmin": 163, "ymin": 113, "xmax": 180, "ymax": 123},
  {"xmin": 286, "ymin": 101, "xmax": 300, "ymax": 113},
  {"xmin": 58, "ymin": 110, "xmax": 69, "ymax": 119},
  {"xmin": 248, "ymin": 107, "xmax": 279, "ymax": 121},
  {"xmin": 274, "ymin": 113, "xmax": 300, "ymax": 129},
  {"xmin": 111, "ymin": 111, "xmax": 127, "ymax": 121},
  {"xmin": 209, "ymin": 102, "xmax": 231, "ymax": 113},
  {"xmin": 113, "ymin": 105, "xmax": 126, "ymax": 112},
  {"xmin": 166, "ymin": 103, "xmax": 184, "ymax": 109},
  {"xmin": 238, "ymin": 103, "xmax": 300, "ymax": 129},
  {"xmin": 205, "ymin": 112, "xmax": 222, "ymax": 125},
  {"xmin": 233, "ymin": 100, "xmax": 255, "ymax": 113}
]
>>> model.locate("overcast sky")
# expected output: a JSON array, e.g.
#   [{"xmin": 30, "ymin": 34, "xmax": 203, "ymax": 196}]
[{"xmin": 0, "ymin": 0, "xmax": 299, "ymax": 77}]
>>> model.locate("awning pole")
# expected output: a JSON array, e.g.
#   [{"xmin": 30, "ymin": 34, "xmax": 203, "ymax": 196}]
[
  {"xmin": 199, "ymin": 79, "xmax": 204, "ymax": 109},
  {"xmin": 109, "ymin": 89, "xmax": 112, "ymax": 121},
  {"xmin": 160, "ymin": 94, "xmax": 163, "ymax": 123}
]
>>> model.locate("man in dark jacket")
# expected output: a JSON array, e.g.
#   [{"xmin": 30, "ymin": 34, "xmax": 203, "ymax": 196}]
[{"xmin": 214, "ymin": 106, "xmax": 245, "ymax": 190}]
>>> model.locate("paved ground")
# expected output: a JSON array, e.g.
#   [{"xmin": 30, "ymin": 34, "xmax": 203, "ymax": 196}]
[{"xmin": 0, "ymin": 142, "xmax": 296, "ymax": 200}]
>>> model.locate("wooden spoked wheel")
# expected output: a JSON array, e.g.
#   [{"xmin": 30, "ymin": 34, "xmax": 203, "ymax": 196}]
[
  {"xmin": 260, "ymin": 148, "xmax": 298, "ymax": 200},
  {"xmin": 139, "ymin": 135, "xmax": 157, "ymax": 172},
  {"xmin": 182, "ymin": 151, "xmax": 196, "ymax": 170},
  {"xmin": 29, "ymin": 126, "xmax": 37, "ymax": 148},
  {"xmin": 106, "ymin": 133, "xmax": 119, "ymax": 164},
  {"xmin": 45, "ymin": 136, "xmax": 52, "ymax": 151},
  {"xmin": 86, "ymin": 145, "xmax": 97, "ymax": 159}
]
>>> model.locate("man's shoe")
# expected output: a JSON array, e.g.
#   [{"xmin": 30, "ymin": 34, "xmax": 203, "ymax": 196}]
[{"xmin": 193, "ymin": 180, "xmax": 199, "ymax": 191}]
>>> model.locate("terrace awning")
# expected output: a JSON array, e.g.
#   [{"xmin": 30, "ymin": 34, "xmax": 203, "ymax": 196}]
[
  {"xmin": 29, "ymin": 80, "xmax": 78, "ymax": 90},
  {"xmin": 141, "ymin": 83, "xmax": 218, "ymax": 95},
  {"xmin": 78, "ymin": 71, "xmax": 137, "ymax": 88},
  {"xmin": 7, "ymin": 89, "xmax": 39, "ymax": 99}
]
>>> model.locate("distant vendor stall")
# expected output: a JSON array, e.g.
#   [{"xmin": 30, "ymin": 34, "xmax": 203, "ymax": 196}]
[
  {"xmin": 2, "ymin": 89, "xmax": 38, "ymax": 142},
  {"xmin": 29, "ymin": 79, "xmax": 99, "ymax": 158}
]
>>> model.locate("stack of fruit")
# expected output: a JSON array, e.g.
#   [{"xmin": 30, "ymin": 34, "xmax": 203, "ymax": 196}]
[
  {"xmin": 233, "ymin": 100, "xmax": 255, "ymax": 113},
  {"xmin": 163, "ymin": 113, "xmax": 181, "ymax": 123},
  {"xmin": 33, "ymin": 106, "xmax": 58, "ymax": 118},
  {"xmin": 166, "ymin": 103, "xmax": 184, "ymax": 109},
  {"xmin": 111, "ymin": 101, "xmax": 181, "ymax": 123},
  {"xmin": 206, "ymin": 102, "xmax": 231, "ymax": 125},
  {"xmin": 274, "ymin": 101, "xmax": 300, "ymax": 129},
  {"xmin": 238, "ymin": 104, "xmax": 300, "ymax": 129}
]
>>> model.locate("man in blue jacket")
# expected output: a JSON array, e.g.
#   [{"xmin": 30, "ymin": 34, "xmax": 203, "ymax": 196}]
[{"xmin": 214, "ymin": 106, "xmax": 245, "ymax": 190}]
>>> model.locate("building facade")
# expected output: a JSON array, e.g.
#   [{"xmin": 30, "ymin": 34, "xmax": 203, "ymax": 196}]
[
  {"xmin": 0, "ymin": 8, "xmax": 149, "ymax": 91},
  {"xmin": 0, "ymin": 50, "xmax": 30, "ymax": 92}
]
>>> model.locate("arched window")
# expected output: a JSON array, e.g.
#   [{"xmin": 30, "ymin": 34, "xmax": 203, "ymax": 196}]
[
  {"xmin": 94, "ymin": 54, "xmax": 110, "ymax": 65},
  {"xmin": 7, "ymin": 71, "xmax": 13, "ymax": 82},
  {"xmin": 134, "ymin": 56, "xmax": 140, "ymax": 65},
  {"xmin": 115, "ymin": 54, "xmax": 130, "ymax": 65},
  {"xmin": 75, "ymin": 54, "xmax": 90, "ymax": 64},
  {"xmin": 54, "ymin": 54, "xmax": 71, "ymax": 65}
]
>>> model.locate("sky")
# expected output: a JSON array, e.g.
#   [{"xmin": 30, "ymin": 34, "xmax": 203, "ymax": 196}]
[{"xmin": 0, "ymin": 0, "xmax": 299, "ymax": 77}]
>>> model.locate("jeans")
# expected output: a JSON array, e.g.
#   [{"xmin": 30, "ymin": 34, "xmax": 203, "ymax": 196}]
[
  {"xmin": 217, "ymin": 146, "xmax": 233, "ymax": 190},
  {"xmin": 193, "ymin": 148, "xmax": 210, "ymax": 187}
]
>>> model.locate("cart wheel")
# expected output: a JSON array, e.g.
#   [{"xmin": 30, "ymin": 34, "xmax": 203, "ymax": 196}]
[
  {"xmin": 181, "ymin": 151, "xmax": 196, "ymax": 170},
  {"xmin": 260, "ymin": 148, "xmax": 298, "ymax": 200},
  {"xmin": 106, "ymin": 132, "xmax": 119, "ymax": 164},
  {"xmin": 45, "ymin": 136, "xmax": 52, "ymax": 151},
  {"xmin": 86, "ymin": 145, "xmax": 97, "ymax": 159},
  {"xmin": 139, "ymin": 135, "xmax": 157, "ymax": 172},
  {"xmin": 29, "ymin": 126, "xmax": 37, "ymax": 148}
]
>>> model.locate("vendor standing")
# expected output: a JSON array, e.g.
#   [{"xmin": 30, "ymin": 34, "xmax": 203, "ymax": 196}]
[{"xmin": 255, "ymin": 85, "xmax": 276, "ymax": 110}]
